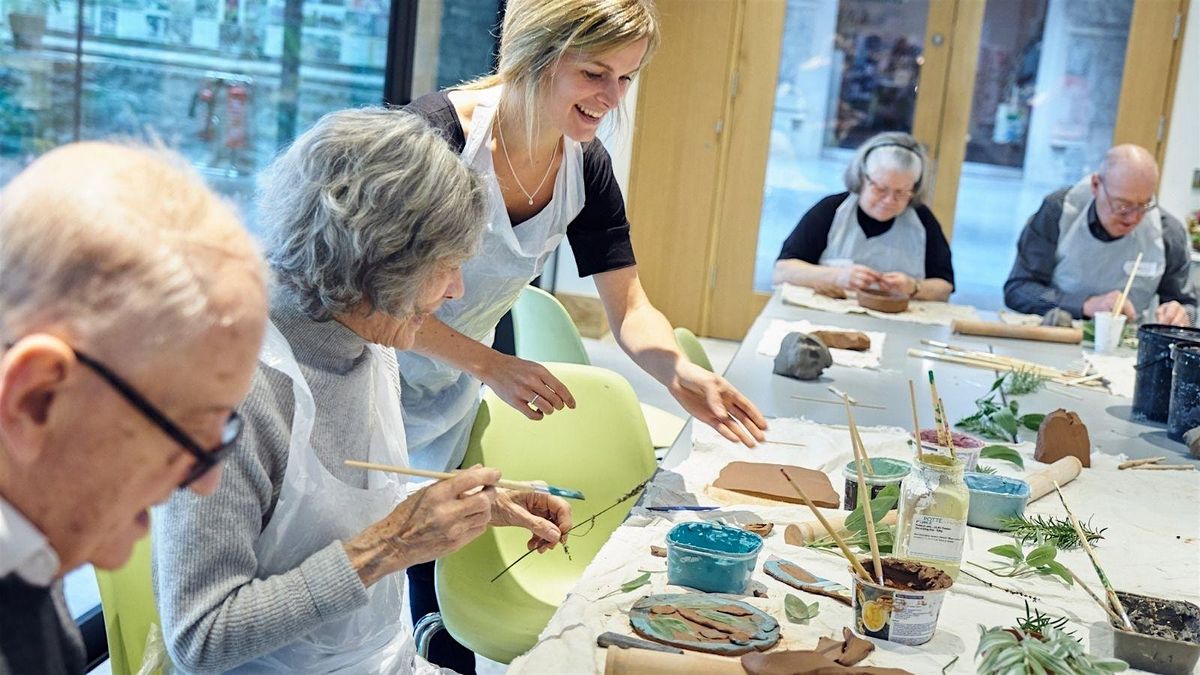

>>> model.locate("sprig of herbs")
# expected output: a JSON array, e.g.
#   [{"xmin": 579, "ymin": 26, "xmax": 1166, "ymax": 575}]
[
  {"xmin": 1004, "ymin": 368, "xmax": 1048, "ymax": 395},
  {"xmin": 1000, "ymin": 514, "xmax": 1106, "ymax": 550},
  {"xmin": 956, "ymin": 374, "xmax": 1046, "ymax": 442},
  {"xmin": 970, "ymin": 542, "xmax": 1074, "ymax": 586},
  {"xmin": 976, "ymin": 624, "xmax": 1128, "ymax": 674},
  {"xmin": 809, "ymin": 485, "xmax": 898, "ymax": 555},
  {"xmin": 1016, "ymin": 600, "xmax": 1075, "ymax": 639}
]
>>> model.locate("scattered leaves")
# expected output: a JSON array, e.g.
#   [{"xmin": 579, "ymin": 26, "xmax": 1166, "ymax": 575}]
[
  {"xmin": 1000, "ymin": 514, "xmax": 1106, "ymax": 550},
  {"xmin": 620, "ymin": 572, "xmax": 652, "ymax": 593},
  {"xmin": 784, "ymin": 594, "xmax": 820, "ymax": 624},
  {"xmin": 957, "ymin": 377, "xmax": 1048, "ymax": 442},
  {"xmin": 979, "ymin": 445, "xmax": 1025, "ymax": 469},
  {"xmin": 971, "ymin": 541, "xmax": 1074, "ymax": 586}
]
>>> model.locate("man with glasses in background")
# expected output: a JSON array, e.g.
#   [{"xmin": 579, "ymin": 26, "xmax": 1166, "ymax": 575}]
[
  {"xmin": 1005, "ymin": 143, "xmax": 1195, "ymax": 326},
  {"xmin": 0, "ymin": 142, "xmax": 267, "ymax": 673}
]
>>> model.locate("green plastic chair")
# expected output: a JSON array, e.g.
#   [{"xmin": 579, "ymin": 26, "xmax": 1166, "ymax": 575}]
[
  {"xmin": 673, "ymin": 326, "xmax": 714, "ymax": 372},
  {"xmin": 510, "ymin": 285, "xmax": 685, "ymax": 448},
  {"xmin": 94, "ymin": 535, "xmax": 166, "ymax": 675},
  {"xmin": 434, "ymin": 363, "xmax": 657, "ymax": 663}
]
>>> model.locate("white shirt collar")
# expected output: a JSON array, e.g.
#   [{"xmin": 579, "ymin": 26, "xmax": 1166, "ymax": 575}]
[{"xmin": 0, "ymin": 495, "xmax": 61, "ymax": 586}]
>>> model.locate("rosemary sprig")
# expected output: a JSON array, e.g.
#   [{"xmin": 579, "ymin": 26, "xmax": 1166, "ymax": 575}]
[
  {"xmin": 1000, "ymin": 514, "xmax": 1106, "ymax": 550},
  {"xmin": 1004, "ymin": 368, "xmax": 1048, "ymax": 395},
  {"xmin": 1016, "ymin": 600, "xmax": 1075, "ymax": 639}
]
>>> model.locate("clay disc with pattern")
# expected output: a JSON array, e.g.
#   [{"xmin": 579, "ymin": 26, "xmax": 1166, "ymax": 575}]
[{"xmin": 628, "ymin": 593, "xmax": 780, "ymax": 655}]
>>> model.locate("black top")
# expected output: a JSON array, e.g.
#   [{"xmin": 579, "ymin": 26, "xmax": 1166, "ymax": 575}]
[
  {"xmin": 405, "ymin": 91, "xmax": 636, "ymax": 277},
  {"xmin": 1003, "ymin": 187, "xmax": 1197, "ymax": 318},
  {"xmin": 0, "ymin": 576, "xmax": 86, "ymax": 675},
  {"xmin": 777, "ymin": 192, "xmax": 955, "ymax": 286}
]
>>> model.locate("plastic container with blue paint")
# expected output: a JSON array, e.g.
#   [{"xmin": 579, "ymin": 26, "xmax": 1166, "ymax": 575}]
[
  {"xmin": 964, "ymin": 473, "xmax": 1030, "ymax": 531},
  {"xmin": 842, "ymin": 458, "xmax": 911, "ymax": 510},
  {"xmin": 666, "ymin": 522, "xmax": 763, "ymax": 594}
]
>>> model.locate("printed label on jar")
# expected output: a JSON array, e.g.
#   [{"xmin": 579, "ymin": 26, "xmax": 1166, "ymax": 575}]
[{"xmin": 905, "ymin": 515, "xmax": 966, "ymax": 562}]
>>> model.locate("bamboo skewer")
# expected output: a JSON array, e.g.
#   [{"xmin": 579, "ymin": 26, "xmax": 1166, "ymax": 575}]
[
  {"xmin": 840, "ymin": 395, "xmax": 884, "ymax": 584},
  {"xmin": 1052, "ymin": 481, "xmax": 1134, "ymax": 631},
  {"xmin": 779, "ymin": 469, "xmax": 873, "ymax": 582},
  {"xmin": 1069, "ymin": 569, "xmax": 1126, "ymax": 627},
  {"xmin": 1118, "ymin": 456, "xmax": 1166, "ymax": 470},
  {"xmin": 1127, "ymin": 464, "xmax": 1195, "ymax": 471},
  {"xmin": 908, "ymin": 349, "xmax": 1103, "ymax": 389},
  {"xmin": 344, "ymin": 460, "xmax": 585, "ymax": 499},
  {"xmin": 1113, "ymin": 252, "xmax": 1144, "ymax": 321},
  {"xmin": 927, "ymin": 371, "xmax": 956, "ymax": 458},
  {"xmin": 790, "ymin": 395, "xmax": 886, "ymax": 410},
  {"xmin": 763, "ymin": 439, "xmax": 808, "ymax": 448},
  {"xmin": 907, "ymin": 379, "xmax": 923, "ymax": 458}
]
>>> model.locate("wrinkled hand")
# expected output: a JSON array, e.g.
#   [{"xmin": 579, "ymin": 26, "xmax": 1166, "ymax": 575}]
[
  {"xmin": 835, "ymin": 264, "xmax": 883, "ymax": 291},
  {"xmin": 1083, "ymin": 290, "xmax": 1136, "ymax": 321},
  {"xmin": 491, "ymin": 489, "xmax": 573, "ymax": 553},
  {"xmin": 481, "ymin": 352, "xmax": 576, "ymax": 420},
  {"xmin": 1157, "ymin": 301, "xmax": 1191, "ymax": 326},
  {"xmin": 668, "ymin": 361, "xmax": 767, "ymax": 447},
  {"xmin": 880, "ymin": 272, "xmax": 918, "ymax": 297},
  {"xmin": 345, "ymin": 466, "xmax": 498, "ymax": 585}
]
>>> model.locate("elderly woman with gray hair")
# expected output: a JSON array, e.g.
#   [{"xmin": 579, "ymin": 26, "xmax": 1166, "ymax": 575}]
[
  {"xmin": 152, "ymin": 108, "xmax": 571, "ymax": 674},
  {"xmin": 772, "ymin": 131, "xmax": 955, "ymax": 301}
]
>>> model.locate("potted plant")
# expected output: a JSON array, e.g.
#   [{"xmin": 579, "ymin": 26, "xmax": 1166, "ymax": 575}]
[
  {"xmin": 8, "ymin": 0, "xmax": 60, "ymax": 50},
  {"xmin": 976, "ymin": 603, "xmax": 1128, "ymax": 674}
]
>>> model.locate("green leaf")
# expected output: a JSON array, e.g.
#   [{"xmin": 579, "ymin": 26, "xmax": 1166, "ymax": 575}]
[
  {"xmin": 993, "ymin": 407, "xmax": 1019, "ymax": 441},
  {"xmin": 784, "ymin": 593, "xmax": 819, "ymax": 624},
  {"xmin": 988, "ymin": 544, "xmax": 1025, "ymax": 562},
  {"xmin": 844, "ymin": 484, "xmax": 899, "ymax": 534},
  {"xmin": 974, "ymin": 464, "xmax": 999, "ymax": 474},
  {"xmin": 1019, "ymin": 413, "xmax": 1046, "ymax": 432},
  {"xmin": 979, "ymin": 445, "xmax": 1025, "ymax": 469},
  {"xmin": 1041, "ymin": 560, "xmax": 1075, "ymax": 586},
  {"xmin": 619, "ymin": 572, "xmax": 651, "ymax": 593},
  {"xmin": 1024, "ymin": 544, "xmax": 1057, "ymax": 568}
]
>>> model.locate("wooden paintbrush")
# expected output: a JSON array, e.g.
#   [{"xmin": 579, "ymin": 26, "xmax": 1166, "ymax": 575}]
[
  {"xmin": 840, "ymin": 395, "xmax": 884, "ymax": 584},
  {"xmin": 1052, "ymin": 481, "xmax": 1134, "ymax": 631},
  {"xmin": 927, "ymin": 371, "xmax": 956, "ymax": 458},
  {"xmin": 908, "ymin": 379, "xmax": 923, "ymax": 458},
  {"xmin": 1112, "ymin": 252, "xmax": 1143, "ymax": 323},
  {"xmin": 345, "ymin": 460, "xmax": 586, "ymax": 500},
  {"xmin": 779, "ymin": 469, "xmax": 873, "ymax": 582}
]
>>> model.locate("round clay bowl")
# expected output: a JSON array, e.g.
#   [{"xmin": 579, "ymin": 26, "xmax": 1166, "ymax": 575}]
[{"xmin": 857, "ymin": 288, "xmax": 909, "ymax": 313}]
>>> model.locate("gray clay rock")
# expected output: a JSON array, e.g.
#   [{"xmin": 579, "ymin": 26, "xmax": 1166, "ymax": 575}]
[
  {"xmin": 773, "ymin": 332, "xmax": 832, "ymax": 380},
  {"xmin": 1041, "ymin": 307, "xmax": 1074, "ymax": 328},
  {"xmin": 1035, "ymin": 408, "xmax": 1091, "ymax": 467},
  {"xmin": 1185, "ymin": 427, "xmax": 1200, "ymax": 459}
]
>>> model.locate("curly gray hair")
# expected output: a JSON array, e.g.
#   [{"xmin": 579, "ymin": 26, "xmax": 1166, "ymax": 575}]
[
  {"xmin": 843, "ymin": 131, "xmax": 931, "ymax": 205},
  {"xmin": 260, "ymin": 108, "xmax": 488, "ymax": 320}
]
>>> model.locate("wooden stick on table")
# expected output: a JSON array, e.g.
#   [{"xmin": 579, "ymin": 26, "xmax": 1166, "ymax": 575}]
[
  {"xmin": 779, "ymin": 469, "xmax": 873, "ymax": 582},
  {"xmin": 840, "ymin": 395, "xmax": 884, "ymax": 584},
  {"xmin": 1127, "ymin": 464, "xmax": 1195, "ymax": 471},
  {"xmin": 907, "ymin": 379, "xmax": 923, "ymax": 458},
  {"xmin": 1117, "ymin": 456, "xmax": 1166, "ymax": 470},
  {"xmin": 790, "ymin": 395, "xmax": 886, "ymax": 410},
  {"xmin": 1052, "ymin": 481, "xmax": 1134, "ymax": 631}
]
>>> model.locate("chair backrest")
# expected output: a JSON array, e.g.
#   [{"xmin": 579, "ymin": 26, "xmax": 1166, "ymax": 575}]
[
  {"xmin": 510, "ymin": 286, "xmax": 591, "ymax": 365},
  {"xmin": 673, "ymin": 326, "xmax": 714, "ymax": 372},
  {"xmin": 435, "ymin": 363, "xmax": 656, "ymax": 663},
  {"xmin": 94, "ymin": 535, "xmax": 163, "ymax": 675}
]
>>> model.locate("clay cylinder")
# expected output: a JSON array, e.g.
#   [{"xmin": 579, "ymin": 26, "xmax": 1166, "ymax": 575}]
[
  {"xmin": 784, "ymin": 511, "xmax": 898, "ymax": 546},
  {"xmin": 604, "ymin": 646, "xmax": 746, "ymax": 675},
  {"xmin": 1025, "ymin": 456, "xmax": 1083, "ymax": 503}
]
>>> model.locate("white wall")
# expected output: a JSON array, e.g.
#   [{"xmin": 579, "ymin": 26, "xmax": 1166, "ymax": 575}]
[{"xmin": 1161, "ymin": 0, "xmax": 1200, "ymax": 223}]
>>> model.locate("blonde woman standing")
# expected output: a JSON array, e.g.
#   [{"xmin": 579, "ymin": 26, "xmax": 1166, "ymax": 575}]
[{"xmin": 402, "ymin": 0, "xmax": 768, "ymax": 668}]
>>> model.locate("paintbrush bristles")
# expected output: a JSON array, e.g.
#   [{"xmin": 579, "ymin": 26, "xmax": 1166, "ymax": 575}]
[
  {"xmin": 779, "ymin": 469, "xmax": 873, "ymax": 582},
  {"xmin": 1052, "ymin": 481, "xmax": 1134, "ymax": 631},
  {"xmin": 840, "ymin": 397, "xmax": 884, "ymax": 584}
]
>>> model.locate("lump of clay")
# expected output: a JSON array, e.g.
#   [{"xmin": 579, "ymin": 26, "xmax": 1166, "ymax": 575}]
[
  {"xmin": 1035, "ymin": 409, "xmax": 1091, "ymax": 468},
  {"xmin": 1042, "ymin": 307, "xmax": 1074, "ymax": 328},
  {"xmin": 1185, "ymin": 427, "xmax": 1200, "ymax": 459},
  {"xmin": 773, "ymin": 332, "xmax": 832, "ymax": 380},
  {"xmin": 811, "ymin": 330, "xmax": 870, "ymax": 352}
]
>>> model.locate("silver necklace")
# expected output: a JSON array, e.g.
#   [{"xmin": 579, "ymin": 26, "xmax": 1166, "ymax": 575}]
[{"xmin": 496, "ymin": 113, "xmax": 558, "ymax": 206}]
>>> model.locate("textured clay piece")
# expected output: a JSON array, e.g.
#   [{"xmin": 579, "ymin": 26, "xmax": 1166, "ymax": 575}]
[
  {"xmin": 856, "ymin": 288, "xmax": 909, "ymax": 313},
  {"xmin": 713, "ymin": 461, "xmax": 839, "ymax": 507},
  {"xmin": 1185, "ymin": 427, "xmax": 1200, "ymax": 459},
  {"xmin": 1035, "ymin": 409, "xmax": 1091, "ymax": 468},
  {"xmin": 1042, "ymin": 307, "xmax": 1074, "ymax": 327},
  {"xmin": 629, "ymin": 594, "xmax": 781, "ymax": 656},
  {"xmin": 773, "ymin": 332, "xmax": 833, "ymax": 381},
  {"xmin": 875, "ymin": 557, "xmax": 953, "ymax": 591},
  {"xmin": 763, "ymin": 559, "xmax": 852, "ymax": 606},
  {"xmin": 740, "ymin": 627, "xmax": 914, "ymax": 675},
  {"xmin": 650, "ymin": 545, "xmax": 668, "ymax": 558},
  {"xmin": 743, "ymin": 523, "xmax": 774, "ymax": 537},
  {"xmin": 811, "ymin": 330, "xmax": 871, "ymax": 351}
]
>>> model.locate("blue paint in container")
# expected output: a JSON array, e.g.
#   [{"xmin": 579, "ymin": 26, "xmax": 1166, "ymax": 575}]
[
  {"xmin": 666, "ymin": 522, "xmax": 763, "ymax": 594},
  {"xmin": 964, "ymin": 473, "xmax": 1030, "ymax": 531}
]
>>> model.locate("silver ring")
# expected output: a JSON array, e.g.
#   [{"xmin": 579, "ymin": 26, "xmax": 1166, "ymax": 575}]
[{"xmin": 529, "ymin": 394, "xmax": 541, "ymax": 408}]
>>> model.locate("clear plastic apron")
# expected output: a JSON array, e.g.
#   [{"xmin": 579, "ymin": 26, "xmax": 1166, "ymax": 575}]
[
  {"xmin": 1052, "ymin": 177, "xmax": 1165, "ymax": 317},
  {"xmin": 818, "ymin": 193, "xmax": 926, "ymax": 279},
  {"xmin": 226, "ymin": 321, "xmax": 433, "ymax": 674},
  {"xmin": 398, "ymin": 88, "xmax": 586, "ymax": 473}
]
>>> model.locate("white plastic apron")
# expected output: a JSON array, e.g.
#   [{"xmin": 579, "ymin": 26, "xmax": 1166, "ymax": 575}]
[
  {"xmin": 226, "ymin": 321, "xmax": 429, "ymax": 674},
  {"xmin": 818, "ymin": 193, "xmax": 926, "ymax": 280},
  {"xmin": 399, "ymin": 88, "xmax": 586, "ymax": 473},
  {"xmin": 1052, "ymin": 177, "xmax": 1165, "ymax": 317}
]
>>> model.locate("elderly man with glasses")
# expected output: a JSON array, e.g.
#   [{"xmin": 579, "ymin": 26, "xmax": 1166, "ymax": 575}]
[
  {"xmin": 1005, "ymin": 144, "xmax": 1195, "ymax": 326},
  {"xmin": 0, "ymin": 142, "xmax": 268, "ymax": 673}
]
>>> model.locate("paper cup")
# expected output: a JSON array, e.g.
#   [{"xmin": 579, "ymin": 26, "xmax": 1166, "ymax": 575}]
[
  {"xmin": 851, "ymin": 559, "xmax": 953, "ymax": 646},
  {"xmin": 1094, "ymin": 311, "xmax": 1127, "ymax": 354}
]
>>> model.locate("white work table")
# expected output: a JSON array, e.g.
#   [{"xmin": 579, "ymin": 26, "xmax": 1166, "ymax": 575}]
[{"xmin": 508, "ymin": 290, "xmax": 1200, "ymax": 674}]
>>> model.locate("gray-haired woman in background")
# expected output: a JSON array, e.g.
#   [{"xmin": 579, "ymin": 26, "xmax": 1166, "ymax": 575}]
[
  {"xmin": 772, "ymin": 131, "xmax": 955, "ymax": 301},
  {"xmin": 152, "ymin": 108, "xmax": 571, "ymax": 674}
]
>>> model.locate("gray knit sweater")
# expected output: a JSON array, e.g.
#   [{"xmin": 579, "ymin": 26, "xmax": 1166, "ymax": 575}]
[{"xmin": 152, "ymin": 299, "xmax": 382, "ymax": 673}]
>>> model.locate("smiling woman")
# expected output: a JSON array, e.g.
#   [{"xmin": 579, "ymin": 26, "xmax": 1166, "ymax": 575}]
[{"xmin": 398, "ymin": 0, "xmax": 772, "ymax": 669}]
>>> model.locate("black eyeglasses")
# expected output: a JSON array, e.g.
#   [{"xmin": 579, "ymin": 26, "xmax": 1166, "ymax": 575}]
[
  {"xmin": 1098, "ymin": 179, "xmax": 1157, "ymax": 218},
  {"xmin": 71, "ymin": 349, "xmax": 242, "ymax": 489}
]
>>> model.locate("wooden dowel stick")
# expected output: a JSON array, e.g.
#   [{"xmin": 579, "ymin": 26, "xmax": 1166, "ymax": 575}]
[
  {"xmin": 790, "ymin": 395, "xmax": 886, "ymax": 410},
  {"xmin": 345, "ymin": 460, "xmax": 558, "ymax": 495},
  {"xmin": 763, "ymin": 439, "xmax": 807, "ymax": 448},
  {"xmin": 1069, "ymin": 569, "xmax": 1127, "ymax": 628},
  {"xmin": 779, "ymin": 469, "xmax": 873, "ymax": 582},
  {"xmin": 1117, "ymin": 456, "xmax": 1166, "ymax": 470},
  {"xmin": 1053, "ymin": 481, "xmax": 1134, "ymax": 631},
  {"xmin": 1127, "ymin": 464, "xmax": 1195, "ymax": 471},
  {"xmin": 841, "ymin": 396, "xmax": 884, "ymax": 584},
  {"xmin": 1113, "ymin": 252, "xmax": 1143, "ymax": 321},
  {"xmin": 907, "ymin": 379, "xmax": 923, "ymax": 458}
]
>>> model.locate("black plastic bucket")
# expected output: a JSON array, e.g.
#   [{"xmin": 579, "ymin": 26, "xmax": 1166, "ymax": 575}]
[
  {"xmin": 1168, "ymin": 344, "xmax": 1200, "ymax": 442},
  {"xmin": 1133, "ymin": 325, "xmax": 1200, "ymax": 422}
]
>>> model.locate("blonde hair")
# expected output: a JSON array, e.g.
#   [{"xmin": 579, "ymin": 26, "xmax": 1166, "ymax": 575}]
[
  {"xmin": 463, "ymin": 0, "xmax": 659, "ymax": 146},
  {"xmin": 0, "ymin": 142, "xmax": 266, "ymax": 355}
]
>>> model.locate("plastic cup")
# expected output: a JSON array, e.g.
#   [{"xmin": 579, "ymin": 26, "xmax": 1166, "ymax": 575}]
[
  {"xmin": 666, "ymin": 522, "xmax": 763, "ymax": 594},
  {"xmin": 850, "ymin": 558, "xmax": 953, "ymax": 646},
  {"xmin": 841, "ymin": 458, "xmax": 911, "ymax": 510},
  {"xmin": 1094, "ymin": 311, "xmax": 1127, "ymax": 354}
]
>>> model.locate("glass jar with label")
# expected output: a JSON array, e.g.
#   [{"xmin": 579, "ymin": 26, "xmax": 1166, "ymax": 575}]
[{"xmin": 894, "ymin": 454, "xmax": 968, "ymax": 579}]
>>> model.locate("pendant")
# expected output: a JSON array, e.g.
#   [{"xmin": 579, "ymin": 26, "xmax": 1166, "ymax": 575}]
[{"xmin": 527, "ymin": 197, "xmax": 534, "ymax": 206}]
